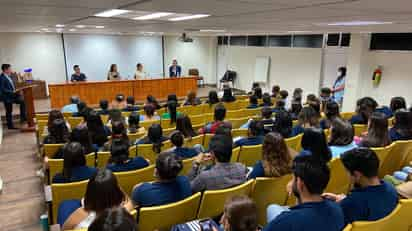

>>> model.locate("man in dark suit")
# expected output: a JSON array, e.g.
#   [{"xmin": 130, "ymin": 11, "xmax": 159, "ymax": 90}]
[
  {"xmin": 169, "ymin": 59, "xmax": 182, "ymax": 77},
  {"xmin": 71, "ymin": 65, "xmax": 87, "ymax": 82},
  {"xmin": 0, "ymin": 64, "xmax": 26, "ymax": 129}
]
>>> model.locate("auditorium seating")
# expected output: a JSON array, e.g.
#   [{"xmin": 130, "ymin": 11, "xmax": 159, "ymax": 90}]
[
  {"xmin": 48, "ymin": 153, "xmax": 95, "ymax": 184},
  {"xmin": 238, "ymin": 144, "xmax": 263, "ymax": 167}
]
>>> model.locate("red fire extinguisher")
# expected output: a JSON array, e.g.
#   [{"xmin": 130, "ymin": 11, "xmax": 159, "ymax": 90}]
[{"xmin": 372, "ymin": 66, "xmax": 382, "ymax": 86}]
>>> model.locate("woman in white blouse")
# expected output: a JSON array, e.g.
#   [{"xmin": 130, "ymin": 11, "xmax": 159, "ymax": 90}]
[
  {"xmin": 134, "ymin": 63, "xmax": 146, "ymax": 80},
  {"xmin": 107, "ymin": 64, "xmax": 121, "ymax": 80}
]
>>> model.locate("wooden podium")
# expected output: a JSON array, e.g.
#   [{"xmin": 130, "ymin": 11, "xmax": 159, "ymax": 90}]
[{"xmin": 16, "ymin": 85, "xmax": 36, "ymax": 132}]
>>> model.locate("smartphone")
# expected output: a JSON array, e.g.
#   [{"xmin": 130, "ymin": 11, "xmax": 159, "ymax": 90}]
[{"xmin": 199, "ymin": 219, "xmax": 214, "ymax": 231}]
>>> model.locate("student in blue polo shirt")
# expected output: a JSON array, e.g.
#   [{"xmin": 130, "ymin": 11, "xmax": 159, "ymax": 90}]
[
  {"xmin": 247, "ymin": 95, "xmax": 259, "ymax": 109},
  {"xmin": 264, "ymin": 155, "xmax": 344, "ymax": 231},
  {"xmin": 234, "ymin": 120, "xmax": 264, "ymax": 147},
  {"xmin": 106, "ymin": 139, "xmax": 149, "ymax": 172},
  {"xmin": 131, "ymin": 152, "xmax": 192, "ymax": 207},
  {"xmin": 323, "ymin": 148, "xmax": 398, "ymax": 225},
  {"xmin": 389, "ymin": 109, "xmax": 412, "ymax": 141},
  {"xmin": 169, "ymin": 131, "xmax": 200, "ymax": 159}
]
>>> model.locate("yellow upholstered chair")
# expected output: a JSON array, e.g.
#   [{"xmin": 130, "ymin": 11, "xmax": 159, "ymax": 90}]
[
  {"xmin": 127, "ymin": 132, "xmax": 145, "ymax": 144},
  {"xmin": 223, "ymin": 101, "xmax": 239, "ymax": 111},
  {"xmin": 51, "ymin": 180, "xmax": 88, "ymax": 224},
  {"xmin": 180, "ymin": 157, "xmax": 196, "ymax": 176},
  {"xmin": 226, "ymin": 110, "xmax": 243, "ymax": 119},
  {"xmin": 284, "ymin": 134, "xmax": 303, "ymax": 152},
  {"xmin": 292, "ymin": 120, "xmax": 299, "ymax": 127},
  {"xmin": 387, "ymin": 117, "xmax": 395, "ymax": 127},
  {"xmin": 163, "ymin": 127, "xmax": 176, "ymax": 136},
  {"xmin": 44, "ymin": 144, "xmax": 65, "ymax": 158},
  {"xmin": 231, "ymin": 147, "xmax": 241, "ymax": 163},
  {"xmin": 229, "ymin": 117, "xmax": 249, "ymax": 129},
  {"xmin": 381, "ymin": 140, "xmax": 412, "ymax": 177},
  {"xmin": 100, "ymin": 114, "xmax": 110, "ymax": 124},
  {"xmin": 204, "ymin": 113, "xmax": 214, "ymax": 123},
  {"xmin": 236, "ymin": 95, "xmax": 249, "ymax": 100},
  {"xmin": 138, "ymin": 193, "xmax": 202, "ymax": 231},
  {"xmin": 161, "ymin": 119, "xmax": 175, "ymax": 129},
  {"xmin": 232, "ymin": 129, "xmax": 248, "ymax": 138},
  {"xmin": 136, "ymin": 144, "xmax": 158, "ymax": 164},
  {"xmin": 121, "ymin": 111, "xmax": 132, "ymax": 118},
  {"xmin": 114, "ymin": 165, "xmax": 155, "ymax": 196},
  {"xmin": 391, "ymin": 199, "xmax": 412, "ymax": 230},
  {"xmin": 371, "ymin": 143, "xmax": 395, "ymax": 178},
  {"xmin": 36, "ymin": 120, "xmax": 48, "ymax": 141},
  {"xmin": 190, "ymin": 114, "xmax": 206, "ymax": 125},
  {"xmin": 197, "ymin": 180, "xmax": 254, "ymax": 219},
  {"xmin": 401, "ymin": 140, "xmax": 412, "ymax": 167},
  {"xmin": 157, "ymin": 107, "xmax": 166, "ymax": 115},
  {"xmin": 49, "ymin": 153, "xmax": 95, "ymax": 184},
  {"xmin": 238, "ymin": 145, "xmax": 263, "ymax": 167},
  {"xmin": 326, "ymin": 158, "xmax": 351, "ymax": 194},
  {"xmin": 348, "ymin": 203, "xmax": 402, "ymax": 231},
  {"xmin": 67, "ymin": 117, "xmax": 83, "ymax": 128},
  {"xmin": 35, "ymin": 113, "xmax": 49, "ymax": 121},
  {"xmin": 193, "ymin": 123, "xmax": 204, "ymax": 131},
  {"xmin": 251, "ymin": 175, "xmax": 293, "ymax": 225},
  {"xmin": 203, "ymin": 104, "xmax": 216, "ymax": 114},
  {"xmin": 341, "ymin": 112, "xmax": 355, "ymax": 121},
  {"xmin": 140, "ymin": 120, "xmax": 160, "ymax": 130},
  {"xmin": 343, "ymin": 225, "xmax": 352, "ymax": 231},
  {"xmin": 353, "ymin": 124, "xmax": 367, "ymax": 137},
  {"xmin": 238, "ymin": 99, "xmax": 249, "ymax": 109},
  {"xmin": 244, "ymin": 108, "xmax": 261, "ymax": 118},
  {"xmin": 97, "ymin": 152, "xmax": 111, "ymax": 168},
  {"xmin": 184, "ymin": 135, "xmax": 204, "ymax": 148},
  {"xmin": 203, "ymin": 134, "xmax": 214, "ymax": 149},
  {"xmin": 184, "ymin": 105, "xmax": 205, "ymax": 116}
]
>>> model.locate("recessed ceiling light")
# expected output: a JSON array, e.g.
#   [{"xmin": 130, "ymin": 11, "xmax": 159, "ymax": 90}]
[
  {"xmin": 41, "ymin": 28, "xmax": 49, "ymax": 31},
  {"xmin": 96, "ymin": 26, "xmax": 105, "ymax": 29},
  {"xmin": 69, "ymin": 29, "xmax": 77, "ymax": 32},
  {"xmin": 168, "ymin": 14, "xmax": 210, "ymax": 21},
  {"xmin": 200, "ymin": 29, "xmax": 226, "ymax": 32},
  {"xmin": 95, "ymin": 9, "xmax": 130, "ymax": 17},
  {"xmin": 56, "ymin": 24, "xmax": 65, "ymax": 28},
  {"xmin": 319, "ymin": 21, "xmax": 393, "ymax": 26},
  {"xmin": 134, "ymin": 12, "xmax": 174, "ymax": 20},
  {"xmin": 75, "ymin": 25, "xmax": 86, "ymax": 28}
]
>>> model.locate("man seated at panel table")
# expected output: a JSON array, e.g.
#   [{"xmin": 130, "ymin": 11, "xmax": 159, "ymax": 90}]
[
  {"xmin": 71, "ymin": 65, "xmax": 87, "ymax": 82},
  {"xmin": 169, "ymin": 59, "xmax": 182, "ymax": 77}
]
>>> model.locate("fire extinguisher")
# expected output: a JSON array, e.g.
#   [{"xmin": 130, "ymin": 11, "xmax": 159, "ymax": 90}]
[{"xmin": 372, "ymin": 66, "xmax": 382, "ymax": 86}]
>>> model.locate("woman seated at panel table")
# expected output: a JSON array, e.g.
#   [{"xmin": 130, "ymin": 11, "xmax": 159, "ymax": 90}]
[
  {"xmin": 134, "ymin": 63, "xmax": 146, "ymax": 80},
  {"xmin": 107, "ymin": 64, "xmax": 121, "ymax": 81}
]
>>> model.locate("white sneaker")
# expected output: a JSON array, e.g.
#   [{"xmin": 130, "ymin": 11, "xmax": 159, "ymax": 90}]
[{"xmin": 36, "ymin": 169, "xmax": 45, "ymax": 178}]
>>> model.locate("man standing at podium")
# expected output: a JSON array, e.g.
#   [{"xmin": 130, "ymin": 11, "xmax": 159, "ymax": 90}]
[
  {"xmin": 0, "ymin": 64, "xmax": 26, "ymax": 129},
  {"xmin": 169, "ymin": 59, "xmax": 182, "ymax": 77}
]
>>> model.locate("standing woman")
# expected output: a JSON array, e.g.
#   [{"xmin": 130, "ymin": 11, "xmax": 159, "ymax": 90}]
[
  {"xmin": 134, "ymin": 63, "xmax": 146, "ymax": 80},
  {"xmin": 107, "ymin": 64, "xmax": 121, "ymax": 81},
  {"xmin": 332, "ymin": 66, "xmax": 347, "ymax": 106}
]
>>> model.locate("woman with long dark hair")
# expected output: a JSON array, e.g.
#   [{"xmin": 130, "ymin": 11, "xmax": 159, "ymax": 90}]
[
  {"xmin": 128, "ymin": 112, "xmax": 145, "ymax": 134},
  {"xmin": 176, "ymin": 115, "xmax": 197, "ymax": 138},
  {"xmin": 161, "ymin": 100, "xmax": 181, "ymax": 124},
  {"xmin": 358, "ymin": 112, "xmax": 391, "ymax": 148},
  {"xmin": 291, "ymin": 106, "xmax": 320, "ymax": 136},
  {"xmin": 136, "ymin": 124, "xmax": 168, "ymax": 153},
  {"xmin": 221, "ymin": 88, "xmax": 236, "ymax": 103},
  {"xmin": 146, "ymin": 95, "xmax": 161, "ymax": 110},
  {"xmin": 69, "ymin": 126, "xmax": 95, "ymax": 155},
  {"xmin": 103, "ymin": 120, "xmax": 129, "ymax": 151},
  {"xmin": 389, "ymin": 109, "xmax": 412, "ymax": 141},
  {"xmin": 183, "ymin": 91, "xmax": 201, "ymax": 106},
  {"xmin": 43, "ymin": 118, "xmax": 70, "ymax": 144},
  {"xmin": 350, "ymin": 97, "xmax": 378, "ymax": 124},
  {"xmin": 320, "ymin": 101, "xmax": 340, "ymax": 129},
  {"xmin": 86, "ymin": 110, "xmax": 111, "ymax": 148},
  {"xmin": 273, "ymin": 110, "xmax": 293, "ymax": 138},
  {"xmin": 140, "ymin": 104, "xmax": 160, "ymax": 121},
  {"xmin": 300, "ymin": 127, "xmax": 332, "ymax": 163},
  {"xmin": 328, "ymin": 118, "xmax": 357, "ymax": 158},
  {"xmin": 107, "ymin": 139, "xmax": 149, "ymax": 172},
  {"xmin": 107, "ymin": 64, "xmax": 121, "ymax": 80},
  {"xmin": 206, "ymin": 90, "xmax": 220, "ymax": 105}
]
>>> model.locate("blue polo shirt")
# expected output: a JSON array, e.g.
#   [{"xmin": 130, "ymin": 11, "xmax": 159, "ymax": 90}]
[
  {"xmin": 349, "ymin": 115, "xmax": 367, "ymax": 125},
  {"xmin": 106, "ymin": 157, "xmax": 149, "ymax": 172},
  {"xmin": 389, "ymin": 127, "xmax": 412, "ymax": 142},
  {"xmin": 291, "ymin": 125, "xmax": 304, "ymax": 137},
  {"xmin": 264, "ymin": 200, "xmax": 344, "ymax": 231},
  {"xmin": 234, "ymin": 136, "xmax": 264, "ymax": 147},
  {"xmin": 247, "ymin": 104, "xmax": 259, "ymax": 109},
  {"xmin": 248, "ymin": 161, "xmax": 265, "ymax": 179},
  {"xmin": 172, "ymin": 147, "xmax": 199, "ymax": 159},
  {"xmin": 376, "ymin": 106, "xmax": 393, "ymax": 118},
  {"xmin": 340, "ymin": 181, "xmax": 398, "ymax": 225},
  {"xmin": 132, "ymin": 176, "xmax": 192, "ymax": 207},
  {"xmin": 52, "ymin": 166, "xmax": 97, "ymax": 184}
]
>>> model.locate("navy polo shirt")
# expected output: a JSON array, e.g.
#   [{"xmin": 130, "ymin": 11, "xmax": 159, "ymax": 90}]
[
  {"xmin": 172, "ymin": 147, "xmax": 199, "ymax": 159},
  {"xmin": 340, "ymin": 181, "xmax": 398, "ymax": 225},
  {"xmin": 106, "ymin": 157, "xmax": 149, "ymax": 173},
  {"xmin": 376, "ymin": 106, "xmax": 393, "ymax": 118},
  {"xmin": 264, "ymin": 200, "xmax": 344, "ymax": 231},
  {"xmin": 389, "ymin": 127, "xmax": 412, "ymax": 142},
  {"xmin": 349, "ymin": 115, "xmax": 367, "ymax": 125},
  {"xmin": 247, "ymin": 104, "xmax": 259, "ymax": 109},
  {"xmin": 248, "ymin": 161, "xmax": 265, "ymax": 179},
  {"xmin": 132, "ymin": 176, "xmax": 192, "ymax": 207},
  {"xmin": 291, "ymin": 125, "xmax": 304, "ymax": 137},
  {"xmin": 52, "ymin": 166, "xmax": 97, "ymax": 184},
  {"xmin": 234, "ymin": 136, "xmax": 264, "ymax": 147}
]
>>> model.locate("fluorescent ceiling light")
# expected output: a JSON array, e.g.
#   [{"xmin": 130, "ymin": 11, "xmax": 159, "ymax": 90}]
[
  {"xmin": 41, "ymin": 28, "xmax": 49, "ymax": 31},
  {"xmin": 75, "ymin": 25, "xmax": 86, "ymax": 28},
  {"xmin": 69, "ymin": 29, "xmax": 77, "ymax": 32},
  {"xmin": 95, "ymin": 9, "xmax": 130, "ymax": 17},
  {"xmin": 96, "ymin": 26, "xmax": 105, "ymax": 29},
  {"xmin": 56, "ymin": 24, "xmax": 65, "ymax": 28},
  {"xmin": 134, "ymin": 12, "xmax": 174, "ymax": 20},
  {"xmin": 168, "ymin": 14, "xmax": 210, "ymax": 21},
  {"xmin": 322, "ymin": 21, "xmax": 393, "ymax": 26},
  {"xmin": 200, "ymin": 29, "xmax": 226, "ymax": 32}
]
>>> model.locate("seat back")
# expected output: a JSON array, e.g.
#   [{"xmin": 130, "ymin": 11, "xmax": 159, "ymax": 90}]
[
  {"xmin": 326, "ymin": 158, "xmax": 351, "ymax": 194},
  {"xmin": 137, "ymin": 144, "xmax": 158, "ymax": 164},
  {"xmin": 184, "ymin": 105, "xmax": 205, "ymax": 116},
  {"xmin": 36, "ymin": 119, "xmax": 48, "ymax": 139},
  {"xmin": 163, "ymin": 127, "xmax": 176, "ymax": 136},
  {"xmin": 232, "ymin": 129, "xmax": 248, "ymax": 138},
  {"xmin": 97, "ymin": 152, "xmax": 111, "ymax": 168},
  {"xmin": 35, "ymin": 113, "xmax": 49, "ymax": 121},
  {"xmin": 203, "ymin": 134, "xmax": 214, "ymax": 149},
  {"xmin": 341, "ymin": 112, "xmax": 355, "ymax": 121},
  {"xmin": 229, "ymin": 117, "xmax": 249, "ymax": 129},
  {"xmin": 67, "ymin": 117, "xmax": 83, "ymax": 128},
  {"xmin": 349, "ymin": 203, "xmax": 402, "ymax": 231},
  {"xmin": 238, "ymin": 145, "xmax": 263, "ymax": 167},
  {"xmin": 127, "ymin": 132, "xmax": 145, "ymax": 144},
  {"xmin": 161, "ymin": 119, "xmax": 175, "ymax": 129},
  {"xmin": 244, "ymin": 108, "xmax": 262, "ymax": 118},
  {"xmin": 231, "ymin": 147, "xmax": 241, "ymax": 163},
  {"xmin": 381, "ymin": 140, "xmax": 412, "ymax": 177},
  {"xmin": 226, "ymin": 110, "xmax": 244, "ymax": 119},
  {"xmin": 114, "ymin": 165, "xmax": 155, "ymax": 196},
  {"xmin": 51, "ymin": 180, "xmax": 88, "ymax": 224},
  {"xmin": 49, "ymin": 153, "xmax": 95, "ymax": 184},
  {"xmin": 180, "ymin": 157, "xmax": 196, "ymax": 176},
  {"xmin": 251, "ymin": 175, "xmax": 293, "ymax": 226},
  {"xmin": 391, "ymin": 199, "xmax": 412, "ymax": 230},
  {"xmin": 197, "ymin": 180, "xmax": 254, "ymax": 219},
  {"xmin": 371, "ymin": 143, "xmax": 395, "ymax": 178},
  {"xmin": 353, "ymin": 124, "xmax": 367, "ymax": 136},
  {"xmin": 401, "ymin": 140, "xmax": 412, "ymax": 167},
  {"xmin": 140, "ymin": 120, "xmax": 160, "ymax": 130},
  {"xmin": 138, "ymin": 193, "xmax": 202, "ymax": 231},
  {"xmin": 190, "ymin": 114, "xmax": 206, "ymax": 125},
  {"xmin": 44, "ymin": 144, "xmax": 65, "ymax": 158},
  {"xmin": 284, "ymin": 134, "xmax": 303, "ymax": 152},
  {"xmin": 223, "ymin": 102, "xmax": 239, "ymax": 111},
  {"xmin": 184, "ymin": 135, "xmax": 204, "ymax": 148},
  {"xmin": 100, "ymin": 114, "xmax": 109, "ymax": 124}
]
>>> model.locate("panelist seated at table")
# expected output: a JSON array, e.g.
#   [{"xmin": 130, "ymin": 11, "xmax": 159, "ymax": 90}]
[
  {"xmin": 107, "ymin": 64, "xmax": 121, "ymax": 81},
  {"xmin": 169, "ymin": 59, "xmax": 182, "ymax": 77},
  {"xmin": 71, "ymin": 65, "xmax": 87, "ymax": 82},
  {"xmin": 134, "ymin": 63, "xmax": 147, "ymax": 80}
]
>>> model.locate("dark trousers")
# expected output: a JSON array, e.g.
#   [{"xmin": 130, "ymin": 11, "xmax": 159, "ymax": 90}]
[{"xmin": 3, "ymin": 94, "xmax": 26, "ymax": 128}]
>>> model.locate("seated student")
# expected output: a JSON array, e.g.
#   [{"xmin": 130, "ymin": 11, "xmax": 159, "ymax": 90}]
[
  {"xmin": 111, "ymin": 94, "xmax": 127, "ymax": 110},
  {"xmin": 199, "ymin": 103, "xmax": 232, "ymax": 134},
  {"xmin": 205, "ymin": 90, "xmax": 220, "ymax": 105},
  {"xmin": 188, "ymin": 134, "xmax": 248, "ymax": 192},
  {"xmin": 261, "ymin": 107, "xmax": 275, "ymax": 134},
  {"xmin": 140, "ymin": 104, "xmax": 160, "ymax": 122},
  {"xmin": 168, "ymin": 131, "xmax": 199, "ymax": 159},
  {"xmin": 305, "ymin": 94, "xmax": 317, "ymax": 106},
  {"xmin": 183, "ymin": 91, "xmax": 201, "ymax": 106},
  {"xmin": 107, "ymin": 139, "xmax": 149, "ymax": 172},
  {"xmin": 260, "ymin": 93, "xmax": 274, "ymax": 107},
  {"xmin": 350, "ymin": 97, "xmax": 378, "ymax": 124},
  {"xmin": 320, "ymin": 87, "xmax": 333, "ymax": 112},
  {"xmin": 135, "ymin": 124, "xmax": 169, "ymax": 153},
  {"xmin": 52, "ymin": 142, "xmax": 98, "ymax": 184},
  {"xmin": 273, "ymin": 110, "xmax": 293, "ymax": 138},
  {"xmin": 61, "ymin": 96, "xmax": 80, "ymax": 114},
  {"xmin": 289, "ymin": 100, "xmax": 302, "ymax": 120},
  {"xmin": 357, "ymin": 112, "xmax": 391, "ymax": 148},
  {"xmin": 389, "ymin": 109, "xmax": 412, "ymax": 141},
  {"xmin": 248, "ymin": 132, "xmax": 292, "ymax": 179},
  {"xmin": 307, "ymin": 96, "xmax": 321, "ymax": 118},
  {"xmin": 291, "ymin": 106, "xmax": 320, "ymax": 136},
  {"xmin": 88, "ymin": 207, "xmax": 137, "ymax": 231},
  {"xmin": 72, "ymin": 101, "xmax": 89, "ymax": 118},
  {"xmin": 272, "ymin": 85, "xmax": 281, "ymax": 99},
  {"xmin": 123, "ymin": 96, "xmax": 139, "ymax": 112},
  {"xmin": 86, "ymin": 110, "xmax": 111, "ymax": 149},
  {"xmin": 146, "ymin": 95, "xmax": 161, "ymax": 110},
  {"xmin": 175, "ymin": 116, "xmax": 195, "ymax": 138},
  {"xmin": 388, "ymin": 96, "xmax": 407, "ymax": 115},
  {"xmin": 69, "ymin": 126, "xmax": 96, "ymax": 156},
  {"xmin": 128, "ymin": 112, "xmax": 145, "ymax": 134},
  {"xmin": 59, "ymin": 169, "xmax": 133, "ymax": 230},
  {"xmin": 234, "ymin": 120, "xmax": 264, "ymax": 147},
  {"xmin": 323, "ymin": 148, "xmax": 398, "ymax": 225},
  {"xmin": 221, "ymin": 88, "xmax": 236, "ymax": 103},
  {"xmin": 218, "ymin": 195, "xmax": 259, "ymax": 231},
  {"xmin": 292, "ymin": 88, "xmax": 303, "ymax": 102},
  {"xmin": 328, "ymin": 118, "xmax": 357, "ymax": 158},
  {"xmin": 103, "ymin": 121, "xmax": 129, "ymax": 151},
  {"xmin": 43, "ymin": 118, "xmax": 70, "ymax": 145},
  {"xmin": 264, "ymin": 155, "xmax": 344, "ymax": 231},
  {"xmin": 253, "ymin": 86, "xmax": 263, "ymax": 99},
  {"xmin": 272, "ymin": 100, "xmax": 286, "ymax": 114},
  {"xmin": 97, "ymin": 99, "xmax": 110, "ymax": 116},
  {"xmin": 300, "ymin": 128, "xmax": 332, "ymax": 163},
  {"xmin": 320, "ymin": 101, "xmax": 340, "ymax": 129},
  {"xmin": 279, "ymin": 90, "xmax": 289, "ymax": 108},
  {"xmin": 161, "ymin": 100, "xmax": 181, "ymax": 124},
  {"xmin": 108, "ymin": 109, "xmax": 125, "ymax": 124},
  {"xmin": 247, "ymin": 95, "xmax": 259, "ymax": 109},
  {"xmin": 132, "ymin": 152, "xmax": 192, "ymax": 207}
]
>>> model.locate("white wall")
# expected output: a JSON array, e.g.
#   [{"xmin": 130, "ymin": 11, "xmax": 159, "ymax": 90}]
[
  {"xmin": 163, "ymin": 36, "xmax": 217, "ymax": 84},
  {"xmin": 217, "ymin": 46, "xmax": 323, "ymax": 96},
  {"xmin": 321, "ymin": 47, "xmax": 348, "ymax": 88},
  {"xmin": 64, "ymin": 34, "xmax": 164, "ymax": 81},
  {"xmin": 0, "ymin": 33, "xmax": 66, "ymax": 85}
]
